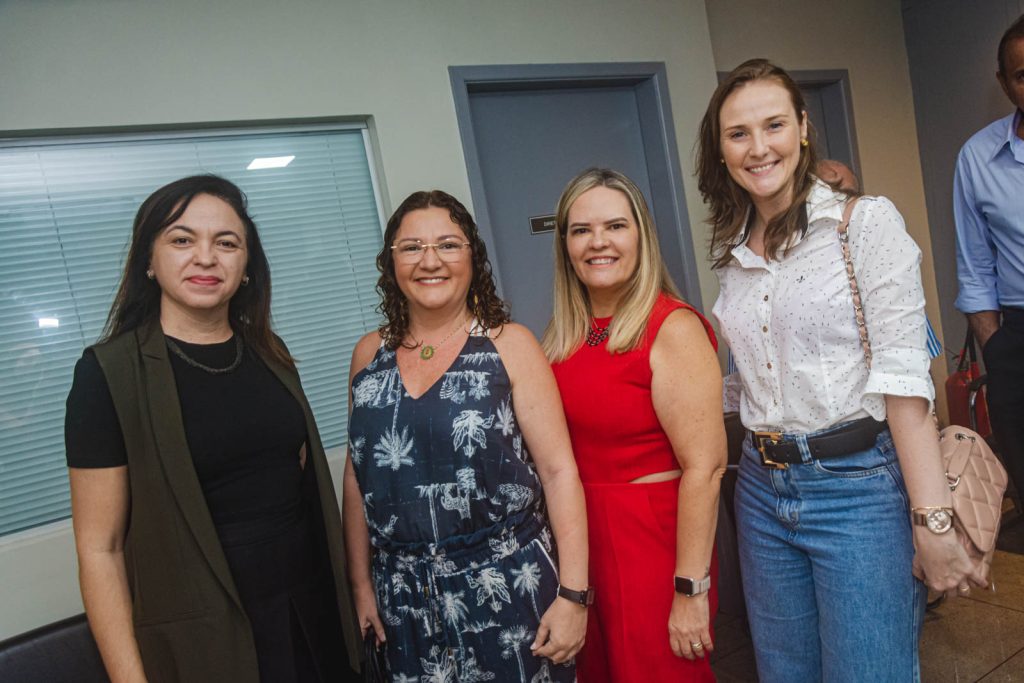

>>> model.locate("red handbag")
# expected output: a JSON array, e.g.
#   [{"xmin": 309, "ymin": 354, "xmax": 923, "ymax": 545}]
[{"xmin": 945, "ymin": 329, "xmax": 991, "ymax": 438}]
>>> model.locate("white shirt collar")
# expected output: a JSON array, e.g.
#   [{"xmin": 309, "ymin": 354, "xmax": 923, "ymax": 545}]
[
  {"xmin": 728, "ymin": 177, "xmax": 845, "ymax": 268},
  {"xmin": 805, "ymin": 177, "xmax": 846, "ymax": 226},
  {"xmin": 993, "ymin": 109, "xmax": 1022, "ymax": 162}
]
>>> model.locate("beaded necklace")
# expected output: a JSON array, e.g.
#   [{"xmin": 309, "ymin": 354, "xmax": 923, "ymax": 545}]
[{"xmin": 166, "ymin": 335, "xmax": 244, "ymax": 374}]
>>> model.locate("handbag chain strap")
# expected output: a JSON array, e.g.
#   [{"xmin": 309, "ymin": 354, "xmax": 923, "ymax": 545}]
[
  {"xmin": 838, "ymin": 197, "xmax": 944, "ymax": 435},
  {"xmin": 836, "ymin": 198, "xmax": 871, "ymax": 367}
]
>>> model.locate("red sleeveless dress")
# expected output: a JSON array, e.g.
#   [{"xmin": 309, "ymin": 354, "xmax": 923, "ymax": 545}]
[{"xmin": 552, "ymin": 293, "xmax": 718, "ymax": 682}]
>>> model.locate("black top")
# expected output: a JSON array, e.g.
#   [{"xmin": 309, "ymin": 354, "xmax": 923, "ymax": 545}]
[
  {"xmin": 65, "ymin": 336, "xmax": 349, "ymax": 681},
  {"xmin": 64, "ymin": 336, "xmax": 307, "ymax": 532}
]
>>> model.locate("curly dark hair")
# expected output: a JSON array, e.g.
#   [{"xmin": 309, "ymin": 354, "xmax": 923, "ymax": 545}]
[{"xmin": 376, "ymin": 190, "xmax": 510, "ymax": 350}]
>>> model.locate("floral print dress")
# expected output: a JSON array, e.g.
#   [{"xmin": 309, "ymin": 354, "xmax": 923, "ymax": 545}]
[{"xmin": 349, "ymin": 333, "xmax": 575, "ymax": 682}]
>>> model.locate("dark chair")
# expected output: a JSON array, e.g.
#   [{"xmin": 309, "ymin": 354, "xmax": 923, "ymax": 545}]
[{"xmin": 0, "ymin": 614, "xmax": 108, "ymax": 683}]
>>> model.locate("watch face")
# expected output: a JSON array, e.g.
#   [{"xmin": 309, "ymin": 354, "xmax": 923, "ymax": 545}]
[
  {"xmin": 674, "ymin": 575, "xmax": 711, "ymax": 596},
  {"xmin": 926, "ymin": 509, "xmax": 953, "ymax": 534}
]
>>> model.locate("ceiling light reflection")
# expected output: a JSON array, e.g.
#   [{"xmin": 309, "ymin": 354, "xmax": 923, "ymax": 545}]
[{"xmin": 247, "ymin": 155, "xmax": 295, "ymax": 170}]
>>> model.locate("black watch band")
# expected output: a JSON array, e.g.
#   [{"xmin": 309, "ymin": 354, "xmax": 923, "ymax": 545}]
[
  {"xmin": 674, "ymin": 574, "xmax": 711, "ymax": 597},
  {"xmin": 557, "ymin": 584, "xmax": 595, "ymax": 606}
]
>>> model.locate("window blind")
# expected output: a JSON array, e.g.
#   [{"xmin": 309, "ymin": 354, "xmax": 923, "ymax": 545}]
[{"xmin": 0, "ymin": 127, "xmax": 384, "ymax": 536}]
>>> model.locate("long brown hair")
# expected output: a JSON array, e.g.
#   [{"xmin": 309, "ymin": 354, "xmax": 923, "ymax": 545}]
[
  {"xmin": 542, "ymin": 168, "xmax": 680, "ymax": 362},
  {"xmin": 100, "ymin": 175, "xmax": 294, "ymax": 368},
  {"xmin": 696, "ymin": 58, "xmax": 818, "ymax": 269},
  {"xmin": 376, "ymin": 190, "xmax": 510, "ymax": 350}
]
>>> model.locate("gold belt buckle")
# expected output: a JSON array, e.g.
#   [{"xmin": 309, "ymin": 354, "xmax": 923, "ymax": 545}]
[{"xmin": 754, "ymin": 431, "xmax": 787, "ymax": 469}]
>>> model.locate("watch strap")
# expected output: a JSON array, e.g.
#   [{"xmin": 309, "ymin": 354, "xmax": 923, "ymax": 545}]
[
  {"xmin": 911, "ymin": 506, "xmax": 954, "ymax": 531},
  {"xmin": 674, "ymin": 574, "xmax": 711, "ymax": 597},
  {"xmin": 557, "ymin": 584, "xmax": 595, "ymax": 606}
]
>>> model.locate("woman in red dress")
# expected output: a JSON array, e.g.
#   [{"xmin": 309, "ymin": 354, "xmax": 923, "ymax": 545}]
[{"xmin": 544, "ymin": 168, "xmax": 726, "ymax": 682}]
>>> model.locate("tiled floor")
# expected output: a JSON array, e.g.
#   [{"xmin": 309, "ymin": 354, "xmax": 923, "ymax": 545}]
[{"xmin": 711, "ymin": 521, "xmax": 1024, "ymax": 682}]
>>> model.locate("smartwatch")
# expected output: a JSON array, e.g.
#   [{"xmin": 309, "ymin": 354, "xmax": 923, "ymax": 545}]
[
  {"xmin": 557, "ymin": 584, "xmax": 595, "ymax": 606},
  {"xmin": 674, "ymin": 574, "xmax": 711, "ymax": 597}
]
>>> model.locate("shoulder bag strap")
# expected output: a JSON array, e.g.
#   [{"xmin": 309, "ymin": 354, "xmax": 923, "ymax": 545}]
[
  {"xmin": 838, "ymin": 198, "xmax": 939, "ymax": 431},
  {"xmin": 836, "ymin": 197, "xmax": 871, "ymax": 368}
]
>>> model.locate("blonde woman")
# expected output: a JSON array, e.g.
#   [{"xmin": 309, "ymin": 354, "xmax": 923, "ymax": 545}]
[{"xmin": 544, "ymin": 168, "xmax": 726, "ymax": 682}]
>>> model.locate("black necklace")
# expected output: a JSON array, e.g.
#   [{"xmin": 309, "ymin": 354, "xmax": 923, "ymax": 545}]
[
  {"xmin": 166, "ymin": 335, "xmax": 244, "ymax": 374},
  {"xmin": 586, "ymin": 322, "xmax": 610, "ymax": 347}
]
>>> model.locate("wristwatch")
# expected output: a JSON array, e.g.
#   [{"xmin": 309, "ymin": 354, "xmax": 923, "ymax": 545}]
[
  {"xmin": 674, "ymin": 574, "xmax": 711, "ymax": 597},
  {"xmin": 557, "ymin": 584, "xmax": 595, "ymax": 606},
  {"xmin": 911, "ymin": 507, "xmax": 954, "ymax": 534}
]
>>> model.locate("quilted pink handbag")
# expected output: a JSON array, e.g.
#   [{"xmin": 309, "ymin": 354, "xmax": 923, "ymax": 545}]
[
  {"xmin": 836, "ymin": 198, "xmax": 1009, "ymax": 580},
  {"xmin": 936, "ymin": 427, "xmax": 1008, "ymax": 579}
]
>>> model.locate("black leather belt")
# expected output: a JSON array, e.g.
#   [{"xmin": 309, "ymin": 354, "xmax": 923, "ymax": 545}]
[{"xmin": 749, "ymin": 418, "xmax": 887, "ymax": 469}]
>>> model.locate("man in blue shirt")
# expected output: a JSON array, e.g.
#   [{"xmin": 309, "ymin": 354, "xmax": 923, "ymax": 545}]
[{"xmin": 954, "ymin": 14, "xmax": 1024, "ymax": 502}]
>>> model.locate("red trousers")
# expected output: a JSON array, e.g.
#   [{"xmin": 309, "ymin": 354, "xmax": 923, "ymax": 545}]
[{"xmin": 578, "ymin": 479, "xmax": 717, "ymax": 682}]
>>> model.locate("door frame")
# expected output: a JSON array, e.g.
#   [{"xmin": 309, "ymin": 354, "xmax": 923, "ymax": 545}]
[
  {"xmin": 792, "ymin": 69, "xmax": 861, "ymax": 177},
  {"xmin": 449, "ymin": 62, "xmax": 703, "ymax": 309}
]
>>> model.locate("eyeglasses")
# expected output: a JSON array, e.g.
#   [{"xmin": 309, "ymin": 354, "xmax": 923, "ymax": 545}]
[{"xmin": 391, "ymin": 239, "xmax": 471, "ymax": 264}]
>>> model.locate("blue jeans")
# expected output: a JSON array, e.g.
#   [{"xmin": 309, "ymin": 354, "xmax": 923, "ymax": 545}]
[{"xmin": 735, "ymin": 423, "xmax": 926, "ymax": 682}]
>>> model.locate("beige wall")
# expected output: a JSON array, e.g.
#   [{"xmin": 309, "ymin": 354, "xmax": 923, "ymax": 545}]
[
  {"xmin": 0, "ymin": 0, "xmax": 721, "ymax": 639},
  {"xmin": 0, "ymin": 0, "xmax": 949, "ymax": 640},
  {"xmin": 705, "ymin": 0, "xmax": 951, "ymax": 419},
  {"xmin": 0, "ymin": 0, "xmax": 720, "ymax": 300}
]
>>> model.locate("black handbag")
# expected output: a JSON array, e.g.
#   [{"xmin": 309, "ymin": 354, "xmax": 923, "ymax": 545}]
[{"xmin": 363, "ymin": 631, "xmax": 388, "ymax": 683}]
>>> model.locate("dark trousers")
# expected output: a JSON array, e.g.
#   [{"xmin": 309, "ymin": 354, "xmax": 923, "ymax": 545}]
[{"xmin": 983, "ymin": 307, "xmax": 1024, "ymax": 499}]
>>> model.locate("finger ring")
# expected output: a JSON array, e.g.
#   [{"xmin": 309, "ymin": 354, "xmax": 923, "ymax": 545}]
[
  {"xmin": 691, "ymin": 642, "xmax": 704, "ymax": 649},
  {"xmin": 958, "ymin": 585, "xmax": 970, "ymax": 593}
]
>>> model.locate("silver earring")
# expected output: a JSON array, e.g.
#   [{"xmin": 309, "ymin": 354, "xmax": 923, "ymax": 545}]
[
  {"xmin": 146, "ymin": 269, "xmax": 155, "ymax": 280},
  {"xmin": 241, "ymin": 274, "xmax": 250, "ymax": 286}
]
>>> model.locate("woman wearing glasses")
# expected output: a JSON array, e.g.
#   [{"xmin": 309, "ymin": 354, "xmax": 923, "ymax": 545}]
[{"xmin": 343, "ymin": 190, "xmax": 588, "ymax": 681}]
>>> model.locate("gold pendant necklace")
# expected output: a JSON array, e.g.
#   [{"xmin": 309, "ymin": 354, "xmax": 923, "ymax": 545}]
[{"xmin": 412, "ymin": 316, "xmax": 468, "ymax": 360}]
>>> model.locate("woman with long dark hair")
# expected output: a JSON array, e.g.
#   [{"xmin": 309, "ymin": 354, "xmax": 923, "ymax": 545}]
[
  {"xmin": 697, "ymin": 59, "xmax": 983, "ymax": 681},
  {"xmin": 344, "ymin": 190, "xmax": 588, "ymax": 681},
  {"xmin": 65, "ymin": 175, "xmax": 358, "ymax": 682}
]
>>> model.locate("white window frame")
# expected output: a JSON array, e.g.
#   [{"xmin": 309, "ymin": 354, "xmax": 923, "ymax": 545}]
[{"xmin": 0, "ymin": 121, "xmax": 387, "ymax": 639}]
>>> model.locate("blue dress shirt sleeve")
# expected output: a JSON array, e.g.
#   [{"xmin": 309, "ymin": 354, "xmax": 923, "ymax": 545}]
[{"xmin": 953, "ymin": 149, "xmax": 1001, "ymax": 313}]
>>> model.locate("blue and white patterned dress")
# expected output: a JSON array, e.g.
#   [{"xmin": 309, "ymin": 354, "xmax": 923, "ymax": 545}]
[{"xmin": 349, "ymin": 331, "xmax": 576, "ymax": 682}]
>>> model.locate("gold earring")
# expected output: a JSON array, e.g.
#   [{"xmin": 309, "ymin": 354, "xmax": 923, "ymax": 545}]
[{"xmin": 800, "ymin": 138, "xmax": 809, "ymax": 148}]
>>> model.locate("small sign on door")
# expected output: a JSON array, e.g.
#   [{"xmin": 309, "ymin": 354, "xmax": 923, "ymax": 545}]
[{"xmin": 529, "ymin": 214, "xmax": 556, "ymax": 235}]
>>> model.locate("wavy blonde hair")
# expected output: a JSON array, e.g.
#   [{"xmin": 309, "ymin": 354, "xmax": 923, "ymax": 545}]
[{"xmin": 542, "ymin": 168, "xmax": 680, "ymax": 362}]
